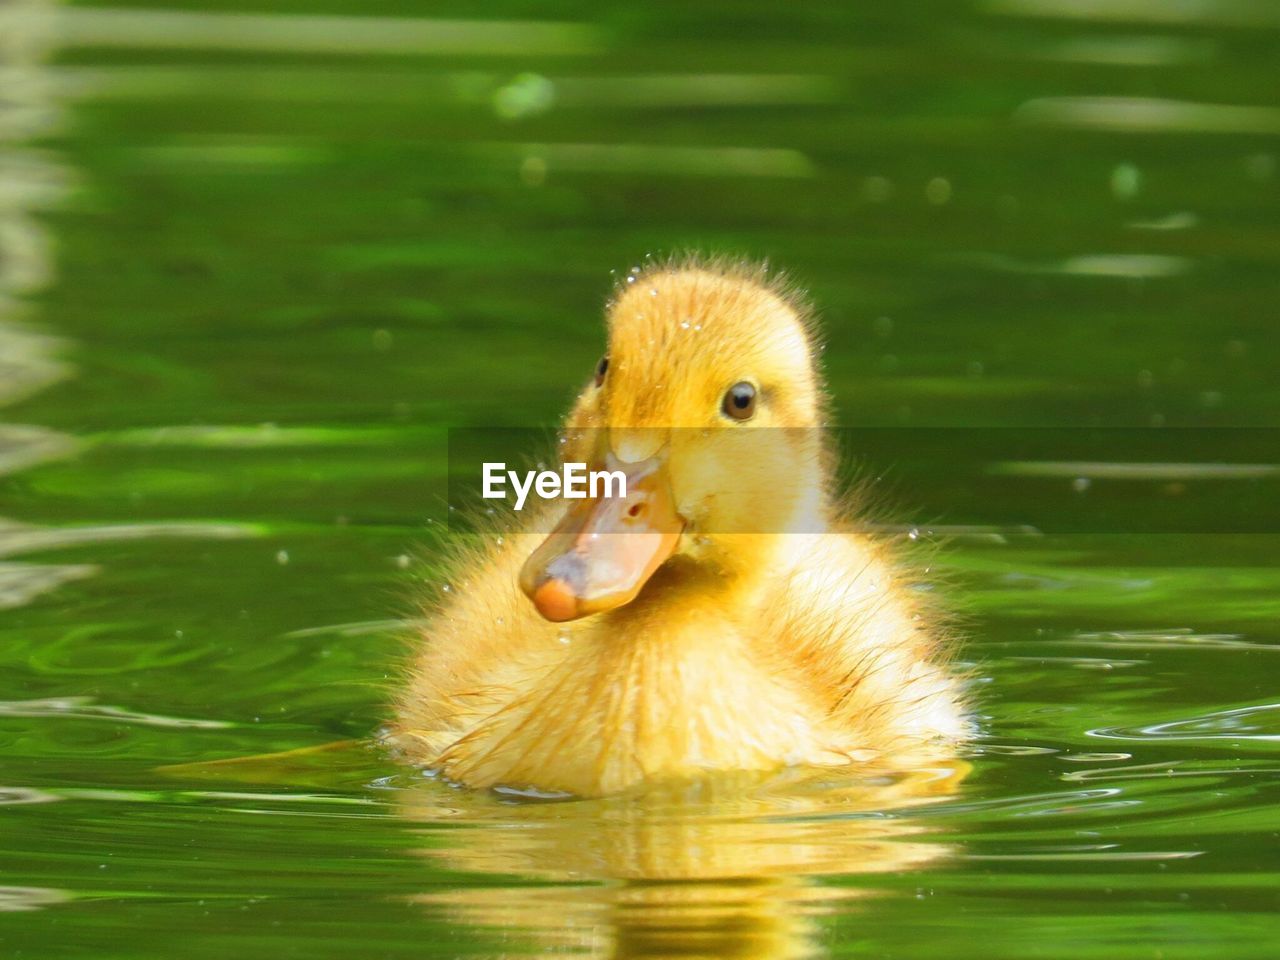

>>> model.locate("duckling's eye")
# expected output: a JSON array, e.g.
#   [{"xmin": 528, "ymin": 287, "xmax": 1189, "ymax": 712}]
[
  {"xmin": 594, "ymin": 355, "xmax": 609, "ymax": 388},
  {"xmin": 722, "ymin": 381, "xmax": 757, "ymax": 421}
]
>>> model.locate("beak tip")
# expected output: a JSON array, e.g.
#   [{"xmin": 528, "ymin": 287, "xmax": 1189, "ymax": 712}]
[{"xmin": 531, "ymin": 578, "xmax": 582, "ymax": 622}]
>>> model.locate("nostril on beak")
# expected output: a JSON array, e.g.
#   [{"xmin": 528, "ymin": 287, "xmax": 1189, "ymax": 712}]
[{"xmin": 627, "ymin": 503, "xmax": 646, "ymax": 519}]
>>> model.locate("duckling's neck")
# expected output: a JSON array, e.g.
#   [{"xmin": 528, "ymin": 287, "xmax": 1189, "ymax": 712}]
[
  {"xmin": 684, "ymin": 466, "xmax": 836, "ymax": 591},
  {"xmin": 612, "ymin": 533, "xmax": 802, "ymax": 629},
  {"xmin": 716, "ymin": 445, "xmax": 833, "ymax": 547}
]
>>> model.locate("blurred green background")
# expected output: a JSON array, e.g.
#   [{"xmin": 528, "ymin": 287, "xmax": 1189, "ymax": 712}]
[{"xmin": 1, "ymin": 1, "xmax": 1278, "ymax": 957}]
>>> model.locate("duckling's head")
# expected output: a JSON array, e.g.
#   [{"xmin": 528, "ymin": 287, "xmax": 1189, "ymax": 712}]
[{"xmin": 520, "ymin": 261, "xmax": 833, "ymax": 622}]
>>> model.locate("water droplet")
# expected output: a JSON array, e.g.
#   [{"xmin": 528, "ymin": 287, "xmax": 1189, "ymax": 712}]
[
  {"xmin": 442, "ymin": 583, "xmax": 453, "ymax": 593},
  {"xmin": 492, "ymin": 72, "xmax": 555, "ymax": 120},
  {"xmin": 862, "ymin": 175, "xmax": 894, "ymax": 203},
  {"xmin": 1110, "ymin": 163, "xmax": 1141, "ymax": 200},
  {"xmin": 680, "ymin": 320, "xmax": 690, "ymax": 330},
  {"xmin": 907, "ymin": 527, "xmax": 920, "ymax": 541},
  {"xmin": 1072, "ymin": 477, "xmax": 1091, "ymax": 493},
  {"xmin": 557, "ymin": 632, "xmax": 571, "ymax": 645},
  {"xmin": 395, "ymin": 554, "xmax": 411, "ymax": 569},
  {"xmin": 925, "ymin": 177, "xmax": 952, "ymax": 205},
  {"xmin": 519, "ymin": 155, "xmax": 547, "ymax": 187},
  {"xmin": 275, "ymin": 550, "xmax": 289, "ymax": 565},
  {"xmin": 495, "ymin": 536, "xmax": 504, "ymax": 546}
]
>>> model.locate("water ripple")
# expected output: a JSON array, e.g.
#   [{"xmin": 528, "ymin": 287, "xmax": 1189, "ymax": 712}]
[
  {"xmin": 1062, "ymin": 759, "xmax": 1280, "ymax": 782},
  {"xmin": 1016, "ymin": 97, "xmax": 1280, "ymax": 135},
  {"xmin": 0, "ymin": 696, "xmax": 231, "ymax": 729},
  {"xmin": 1088, "ymin": 702, "xmax": 1280, "ymax": 744},
  {"xmin": 51, "ymin": 7, "xmax": 600, "ymax": 57},
  {"xmin": 0, "ymin": 785, "xmax": 59, "ymax": 805},
  {"xmin": 0, "ymin": 424, "xmax": 77, "ymax": 477},
  {"xmin": 0, "ymin": 561, "xmax": 95, "ymax": 610},
  {"xmin": 0, "ymin": 885, "xmax": 71, "ymax": 913},
  {"xmin": 0, "ymin": 519, "xmax": 262, "ymax": 559},
  {"xmin": 986, "ymin": 0, "xmax": 1280, "ymax": 28},
  {"xmin": 967, "ymin": 850, "xmax": 1203, "ymax": 862},
  {"xmin": 1069, "ymin": 629, "xmax": 1276, "ymax": 652}
]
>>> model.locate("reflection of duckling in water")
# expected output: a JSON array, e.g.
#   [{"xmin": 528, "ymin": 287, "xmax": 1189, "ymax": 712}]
[
  {"xmin": 402, "ymin": 762, "xmax": 967, "ymax": 960},
  {"xmin": 164, "ymin": 742, "xmax": 968, "ymax": 960},
  {"xmin": 393, "ymin": 258, "xmax": 970, "ymax": 797}
]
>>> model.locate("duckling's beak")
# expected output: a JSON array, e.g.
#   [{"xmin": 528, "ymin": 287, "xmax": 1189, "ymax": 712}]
[{"xmin": 519, "ymin": 451, "xmax": 683, "ymax": 622}]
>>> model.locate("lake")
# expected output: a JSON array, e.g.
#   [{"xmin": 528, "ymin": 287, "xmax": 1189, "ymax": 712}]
[{"xmin": 2, "ymin": 1, "xmax": 1279, "ymax": 957}]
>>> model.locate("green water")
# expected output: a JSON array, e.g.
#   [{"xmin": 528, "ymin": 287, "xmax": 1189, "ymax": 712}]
[{"xmin": 3, "ymin": 1, "xmax": 1280, "ymax": 956}]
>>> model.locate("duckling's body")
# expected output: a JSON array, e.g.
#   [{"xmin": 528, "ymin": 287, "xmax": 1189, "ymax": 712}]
[{"xmin": 394, "ymin": 260, "xmax": 967, "ymax": 797}]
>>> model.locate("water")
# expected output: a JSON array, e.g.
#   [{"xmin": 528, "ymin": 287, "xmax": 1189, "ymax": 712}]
[{"xmin": 3, "ymin": 1, "xmax": 1279, "ymax": 956}]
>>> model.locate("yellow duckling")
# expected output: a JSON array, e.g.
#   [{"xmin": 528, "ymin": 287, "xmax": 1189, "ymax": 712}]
[{"xmin": 393, "ymin": 258, "xmax": 968, "ymax": 796}]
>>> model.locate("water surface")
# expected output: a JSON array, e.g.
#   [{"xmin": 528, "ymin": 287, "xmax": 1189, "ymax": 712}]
[{"xmin": 2, "ymin": 1, "xmax": 1279, "ymax": 957}]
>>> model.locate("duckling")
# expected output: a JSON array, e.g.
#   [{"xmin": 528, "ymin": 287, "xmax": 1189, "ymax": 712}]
[{"xmin": 392, "ymin": 258, "xmax": 968, "ymax": 797}]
